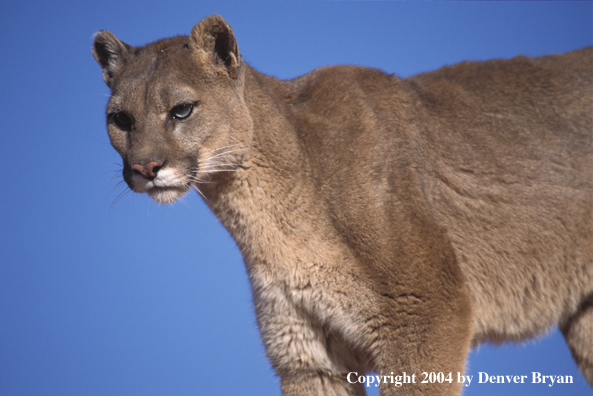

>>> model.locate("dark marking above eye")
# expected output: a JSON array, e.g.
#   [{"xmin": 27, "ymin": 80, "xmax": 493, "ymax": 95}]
[{"xmin": 171, "ymin": 103, "xmax": 194, "ymax": 120}]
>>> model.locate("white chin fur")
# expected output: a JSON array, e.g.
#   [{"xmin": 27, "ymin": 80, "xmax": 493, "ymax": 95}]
[
  {"xmin": 147, "ymin": 187, "xmax": 189, "ymax": 204},
  {"xmin": 130, "ymin": 168, "xmax": 189, "ymax": 204}
]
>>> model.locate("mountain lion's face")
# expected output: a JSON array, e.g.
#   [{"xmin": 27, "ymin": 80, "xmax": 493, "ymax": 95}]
[{"xmin": 94, "ymin": 24, "xmax": 251, "ymax": 204}]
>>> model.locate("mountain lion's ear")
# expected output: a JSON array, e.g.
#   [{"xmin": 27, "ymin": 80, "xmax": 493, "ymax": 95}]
[
  {"xmin": 92, "ymin": 31, "xmax": 132, "ymax": 87},
  {"xmin": 189, "ymin": 15, "xmax": 240, "ymax": 79}
]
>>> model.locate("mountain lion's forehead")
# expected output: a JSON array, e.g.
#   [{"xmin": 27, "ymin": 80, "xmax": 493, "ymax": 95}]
[
  {"xmin": 138, "ymin": 35, "xmax": 190, "ymax": 54},
  {"xmin": 115, "ymin": 37, "xmax": 195, "ymax": 89}
]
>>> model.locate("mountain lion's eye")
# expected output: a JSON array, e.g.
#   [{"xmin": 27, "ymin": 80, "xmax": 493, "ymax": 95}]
[
  {"xmin": 171, "ymin": 104, "xmax": 193, "ymax": 120},
  {"xmin": 111, "ymin": 112, "xmax": 132, "ymax": 130}
]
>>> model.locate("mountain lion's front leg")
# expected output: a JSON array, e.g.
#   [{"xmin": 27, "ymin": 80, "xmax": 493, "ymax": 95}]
[
  {"xmin": 368, "ymin": 227, "xmax": 473, "ymax": 396},
  {"xmin": 251, "ymin": 253, "xmax": 472, "ymax": 396},
  {"xmin": 280, "ymin": 373, "xmax": 366, "ymax": 396},
  {"xmin": 251, "ymin": 276, "xmax": 370, "ymax": 396},
  {"xmin": 371, "ymin": 297, "xmax": 473, "ymax": 396}
]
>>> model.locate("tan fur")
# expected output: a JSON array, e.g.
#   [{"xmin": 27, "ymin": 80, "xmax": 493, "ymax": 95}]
[{"xmin": 93, "ymin": 15, "xmax": 593, "ymax": 395}]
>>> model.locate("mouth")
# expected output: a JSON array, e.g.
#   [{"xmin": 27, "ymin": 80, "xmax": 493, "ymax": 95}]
[{"xmin": 126, "ymin": 166, "xmax": 191, "ymax": 204}]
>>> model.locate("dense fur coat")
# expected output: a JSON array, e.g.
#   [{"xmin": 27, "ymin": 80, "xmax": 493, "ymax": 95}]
[{"xmin": 93, "ymin": 15, "xmax": 593, "ymax": 395}]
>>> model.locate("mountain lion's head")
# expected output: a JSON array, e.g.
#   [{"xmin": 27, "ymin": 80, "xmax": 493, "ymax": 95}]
[{"xmin": 92, "ymin": 15, "xmax": 252, "ymax": 204}]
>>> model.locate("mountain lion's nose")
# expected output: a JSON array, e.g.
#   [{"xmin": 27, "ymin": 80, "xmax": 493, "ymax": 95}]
[{"xmin": 132, "ymin": 161, "xmax": 162, "ymax": 180}]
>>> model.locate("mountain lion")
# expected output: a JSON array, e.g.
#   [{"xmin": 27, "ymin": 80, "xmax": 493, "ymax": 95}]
[{"xmin": 92, "ymin": 15, "xmax": 592, "ymax": 396}]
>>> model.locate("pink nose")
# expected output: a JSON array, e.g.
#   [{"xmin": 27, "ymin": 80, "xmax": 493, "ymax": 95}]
[{"xmin": 132, "ymin": 161, "xmax": 162, "ymax": 180}]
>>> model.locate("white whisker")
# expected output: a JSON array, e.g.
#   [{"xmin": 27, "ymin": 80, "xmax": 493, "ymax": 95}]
[
  {"xmin": 198, "ymin": 163, "xmax": 238, "ymax": 170},
  {"xmin": 191, "ymin": 185, "xmax": 212, "ymax": 206},
  {"xmin": 200, "ymin": 142, "xmax": 245, "ymax": 156},
  {"xmin": 198, "ymin": 147, "xmax": 249, "ymax": 163},
  {"xmin": 200, "ymin": 168, "xmax": 238, "ymax": 174}
]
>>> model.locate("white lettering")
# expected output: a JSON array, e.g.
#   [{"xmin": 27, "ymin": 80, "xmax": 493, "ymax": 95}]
[
  {"xmin": 457, "ymin": 372, "xmax": 473, "ymax": 387},
  {"xmin": 548, "ymin": 375, "xmax": 556, "ymax": 387},
  {"xmin": 479, "ymin": 372, "xmax": 488, "ymax": 383},
  {"xmin": 347, "ymin": 372, "xmax": 358, "ymax": 384}
]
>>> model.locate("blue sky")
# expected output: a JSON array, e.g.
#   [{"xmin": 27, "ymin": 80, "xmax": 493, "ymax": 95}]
[{"xmin": 0, "ymin": 1, "xmax": 591, "ymax": 396}]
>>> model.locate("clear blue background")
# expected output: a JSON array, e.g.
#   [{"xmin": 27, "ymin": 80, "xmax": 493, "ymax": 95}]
[{"xmin": 0, "ymin": 1, "xmax": 591, "ymax": 396}]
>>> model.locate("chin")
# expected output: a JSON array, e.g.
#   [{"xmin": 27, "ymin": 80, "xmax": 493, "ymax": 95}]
[{"xmin": 147, "ymin": 186, "xmax": 189, "ymax": 204}]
